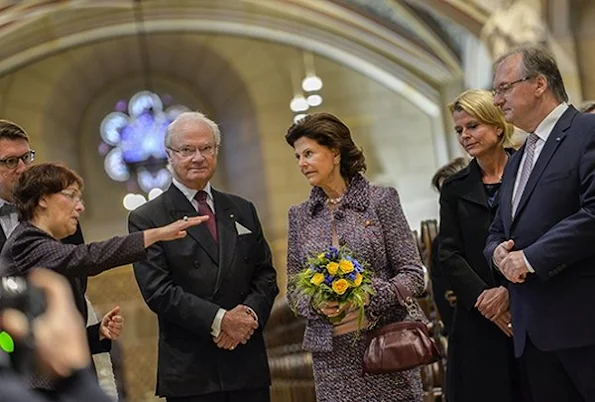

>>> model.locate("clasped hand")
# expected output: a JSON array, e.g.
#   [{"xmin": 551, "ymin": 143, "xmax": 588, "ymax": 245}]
[
  {"xmin": 475, "ymin": 286, "xmax": 512, "ymax": 337},
  {"xmin": 493, "ymin": 240, "xmax": 529, "ymax": 283},
  {"xmin": 213, "ymin": 305, "xmax": 258, "ymax": 351}
]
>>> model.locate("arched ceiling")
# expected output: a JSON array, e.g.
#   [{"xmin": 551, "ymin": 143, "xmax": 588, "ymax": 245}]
[{"xmin": 0, "ymin": 0, "xmax": 493, "ymax": 117}]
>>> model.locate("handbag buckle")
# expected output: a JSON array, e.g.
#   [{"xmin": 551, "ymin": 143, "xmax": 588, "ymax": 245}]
[{"xmin": 404, "ymin": 296, "xmax": 423, "ymax": 320}]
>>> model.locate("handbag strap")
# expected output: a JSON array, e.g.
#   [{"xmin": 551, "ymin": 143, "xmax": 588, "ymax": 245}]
[{"xmin": 391, "ymin": 281, "xmax": 426, "ymax": 322}]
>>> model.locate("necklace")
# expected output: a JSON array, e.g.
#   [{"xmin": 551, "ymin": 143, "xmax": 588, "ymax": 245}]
[{"xmin": 326, "ymin": 196, "xmax": 343, "ymax": 205}]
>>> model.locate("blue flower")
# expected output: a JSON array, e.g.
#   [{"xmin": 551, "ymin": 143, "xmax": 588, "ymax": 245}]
[
  {"xmin": 326, "ymin": 246, "xmax": 340, "ymax": 260},
  {"xmin": 310, "ymin": 264, "xmax": 321, "ymax": 272},
  {"xmin": 347, "ymin": 271, "xmax": 357, "ymax": 281},
  {"xmin": 324, "ymin": 274, "xmax": 333, "ymax": 286},
  {"xmin": 354, "ymin": 261, "xmax": 363, "ymax": 273}
]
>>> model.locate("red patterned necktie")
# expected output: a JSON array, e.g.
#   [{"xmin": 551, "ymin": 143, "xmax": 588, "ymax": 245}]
[{"xmin": 195, "ymin": 190, "xmax": 218, "ymax": 242}]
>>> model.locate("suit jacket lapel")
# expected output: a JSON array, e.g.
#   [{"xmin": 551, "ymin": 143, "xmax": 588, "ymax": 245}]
[
  {"xmin": 513, "ymin": 107, "xmax": 575, "ymax": 223},
  {"xmin": 501, "ymin": 150, "xmax": 522, "ymax": 232},
  {"xmin": 0, "ymin": 227, "xmax": 6, "ymax": 251},
  {"xmin": 212, "ymin": 190, "xmax": 237, "ymax": 294},
  {"xmin": 459, "ymin": 160, "xmax": 489, "ymax": 209},
  {"xmin": 165, "ymin": 184, "xmax": 219, "ymax": 264}
]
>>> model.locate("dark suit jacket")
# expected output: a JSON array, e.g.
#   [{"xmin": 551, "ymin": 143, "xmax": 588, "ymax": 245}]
[
  {"xmin": 129, "ymin": 184, "xmax": 278, "ymax": 398},
  {"xmin": 439, "ymin": 158, "xmax": 520, "ymax": 401},
  {"xmin": 0, "ymin": 223, "xmax": 112, "ymax": 355},
  {"xmin": 0, "ymin": 222, "xmax": 146, "ymax": 356},
  {"xmin": 485, "ymin": 106, "xmax": 595, "ymax": 356},
  {"xmin": 0, "ymin": 224, "xmax": 86, "ymax": 316}
]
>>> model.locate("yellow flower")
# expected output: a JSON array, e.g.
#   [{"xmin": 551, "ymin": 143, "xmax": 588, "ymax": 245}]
[
  {"xmin": 332, "ymin": 279, "xmax": 349, "ymax": 295},
  {"xmin": 353, "ymin": 273, "xmax": 363, "ymax": 287},
  {"xmin": 310, "ymin": 273, "xmax": 325, "ymax": 286},
  {"xmin": 339, "ymin": 259, "xmax": 354, "ymax": 274},
  {"xmin": 326, "ymin": 262, "xmax": 339, "ymax": 275}
]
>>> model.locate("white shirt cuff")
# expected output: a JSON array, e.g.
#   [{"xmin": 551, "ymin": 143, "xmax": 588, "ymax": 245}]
[
  {"xmin": 522, "ymin": 251, "xmax": 535, "ymax": 273},
  {"xmin": 210, "ymin": 308, "xmax": 227, "ymax": 337},
  {"xmin": 245, "ymin": 306, "xmax": 259, "ymax": 326}
]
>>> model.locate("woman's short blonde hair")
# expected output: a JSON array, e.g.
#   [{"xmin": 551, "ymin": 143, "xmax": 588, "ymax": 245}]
[{"xmin": 448, "ymin": 89, "xmax": 514, "ymax": 148}]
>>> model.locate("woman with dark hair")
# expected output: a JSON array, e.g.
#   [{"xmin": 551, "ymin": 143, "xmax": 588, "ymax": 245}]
[
  {"xmin": 438, "ymin": 89, "xmax": 529, "ymax": 401},
  {"xmin": 285, "ymin": 112, "xmax": 426, "ymax": 401},
  {"xmin": 0, "ymin": 162, "xmax": 206, "ymax": 393}
]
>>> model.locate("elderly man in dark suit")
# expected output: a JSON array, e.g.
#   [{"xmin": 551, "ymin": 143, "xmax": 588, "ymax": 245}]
[
  {"xmin": 485, "ymin": 46, "xmax": 595, "ymax": 401},
  {"xmin": 129, "ymin": 112, "xmax": 278, "ymax": 402}
]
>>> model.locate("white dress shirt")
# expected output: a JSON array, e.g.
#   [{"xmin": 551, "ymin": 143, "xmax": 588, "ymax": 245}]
[
  {"xmin": 171, "ymin": 179, "xmax": 225, "ymax": 336},
  {"xmin": 514, "ymin": 103, "xmax": 569, "ymax": 273},
  {"xmin": 172, "ymin": 178, "xmax": 215, "ymax": 214},
  {"xmin": 171, "ymin": 179, "xmax": 258, "ymax": 338}
]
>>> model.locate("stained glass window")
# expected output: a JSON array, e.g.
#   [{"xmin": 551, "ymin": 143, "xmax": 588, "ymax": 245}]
[{"xmin": 99, "ymin": 91, "xmax": 188, "ymax": 194}]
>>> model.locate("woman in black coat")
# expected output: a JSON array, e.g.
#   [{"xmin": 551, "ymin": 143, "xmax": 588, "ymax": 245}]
[{"xmin": 438, "ymin": 89, "xmax": 529, "ymax": 402}]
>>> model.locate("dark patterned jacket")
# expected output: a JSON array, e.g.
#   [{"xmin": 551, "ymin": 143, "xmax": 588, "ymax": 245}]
[
  {"xmin": 0, "ymin": 222, "xmax": 146, "ymax": 279},
  {"xmin": 0, "ymin": 221, "xmax": 146, "ymax": 389},
  {"xmin": 287, "ymin": 174, "xmax": 425, "ymax": 352}
]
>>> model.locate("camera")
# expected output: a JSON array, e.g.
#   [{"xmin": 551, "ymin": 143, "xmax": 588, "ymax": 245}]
[
  {"xmin": 0, "ymin": 276, "xmax": 45, "ymax": 317},
  {"xmin": 0, "ymin": 276, "xmax": 46, "ymax": 373}
]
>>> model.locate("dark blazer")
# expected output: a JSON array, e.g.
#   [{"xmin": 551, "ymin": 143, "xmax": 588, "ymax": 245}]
[
  {"xmin": 0, "ymin": 222, "xmax": 146, "ymax": 388},
  {"xmin": 439, "ymin": 158, "xmax": 522, "ymax": 402},
  {"xmin": 0, "ymin": 222, "xmax": 145, "ymax": 280},
  {"xmin": 61, "ymin": 226, "xmax": 109, "ymax": 355},
  {"xmin": 0, "ymin": 223, "xmax": 118, "ymax": 355},
  {"xmin": 129, "ymin": 184, "xmax": 278, "ymax": 398},
  {"xmin": 485, "ymin": 106, "xmax": 595, "ymax": 356}
]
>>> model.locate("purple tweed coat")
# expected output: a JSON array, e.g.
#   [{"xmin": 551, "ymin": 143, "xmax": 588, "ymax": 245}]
[{"xmin": 287, "ymin": 174, "xmax": 425, "ymax": 402}]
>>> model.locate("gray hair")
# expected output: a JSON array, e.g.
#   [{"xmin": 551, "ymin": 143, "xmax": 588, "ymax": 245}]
[
  {"xmin": 164, "ymin": 111, "xmax": 221, "ymax": 149},
  {"xmin": 495, "ymin": 46, "xmax": 569, "ymax": 103}
]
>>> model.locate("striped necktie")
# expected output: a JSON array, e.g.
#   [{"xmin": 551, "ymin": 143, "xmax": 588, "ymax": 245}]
[{"xmin": 512, "ymin": 133, "xmax": 539, "ymax": 216}]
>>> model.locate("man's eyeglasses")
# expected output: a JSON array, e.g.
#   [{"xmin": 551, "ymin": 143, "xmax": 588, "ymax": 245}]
[
  {"xmin": 0, "ymin": 150, "xmax": 35, "ymax": 169},
  {"xmin": 167, "ymin": 144, "xmax": 217, "ymax": 158},
  {"xmin": 60, "ymin": 190, "xmax": 84, "ymax": 206},
  {"xmin": 491, "ymin": 76, "xmax": 532, "ymax": 97}
]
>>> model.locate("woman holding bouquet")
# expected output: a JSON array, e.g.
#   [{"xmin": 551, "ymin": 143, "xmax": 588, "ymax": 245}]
[
  {"xmin": 285, "ymin": 113, "xmax": 426, "ymax": 401},
  {"xmin": 438, "ymin": 89, "xmax": 530, "ymax": 401}
]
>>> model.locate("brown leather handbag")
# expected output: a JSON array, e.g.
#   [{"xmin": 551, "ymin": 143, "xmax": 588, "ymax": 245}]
[{"xmin": 362, "ymin": 282, "xmax": 441, "ymax": 374}]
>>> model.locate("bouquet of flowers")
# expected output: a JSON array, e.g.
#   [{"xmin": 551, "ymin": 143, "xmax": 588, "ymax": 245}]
[{"xmin": 294, "ymin": 245, "xmax": 374, "ymax": 330}]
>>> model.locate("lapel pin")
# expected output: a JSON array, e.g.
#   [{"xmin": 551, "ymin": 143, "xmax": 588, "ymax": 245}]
[
  {"xmin": 556, "ymin": 137, "xmax": 561, "ymax": 141},
  {"xmin": 230, "ymin": 213, "xmax": 234, "ymax": 219},
  {"xmin": 183, "ymin": 215, "xmax": 189, "ymax": 221}
]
